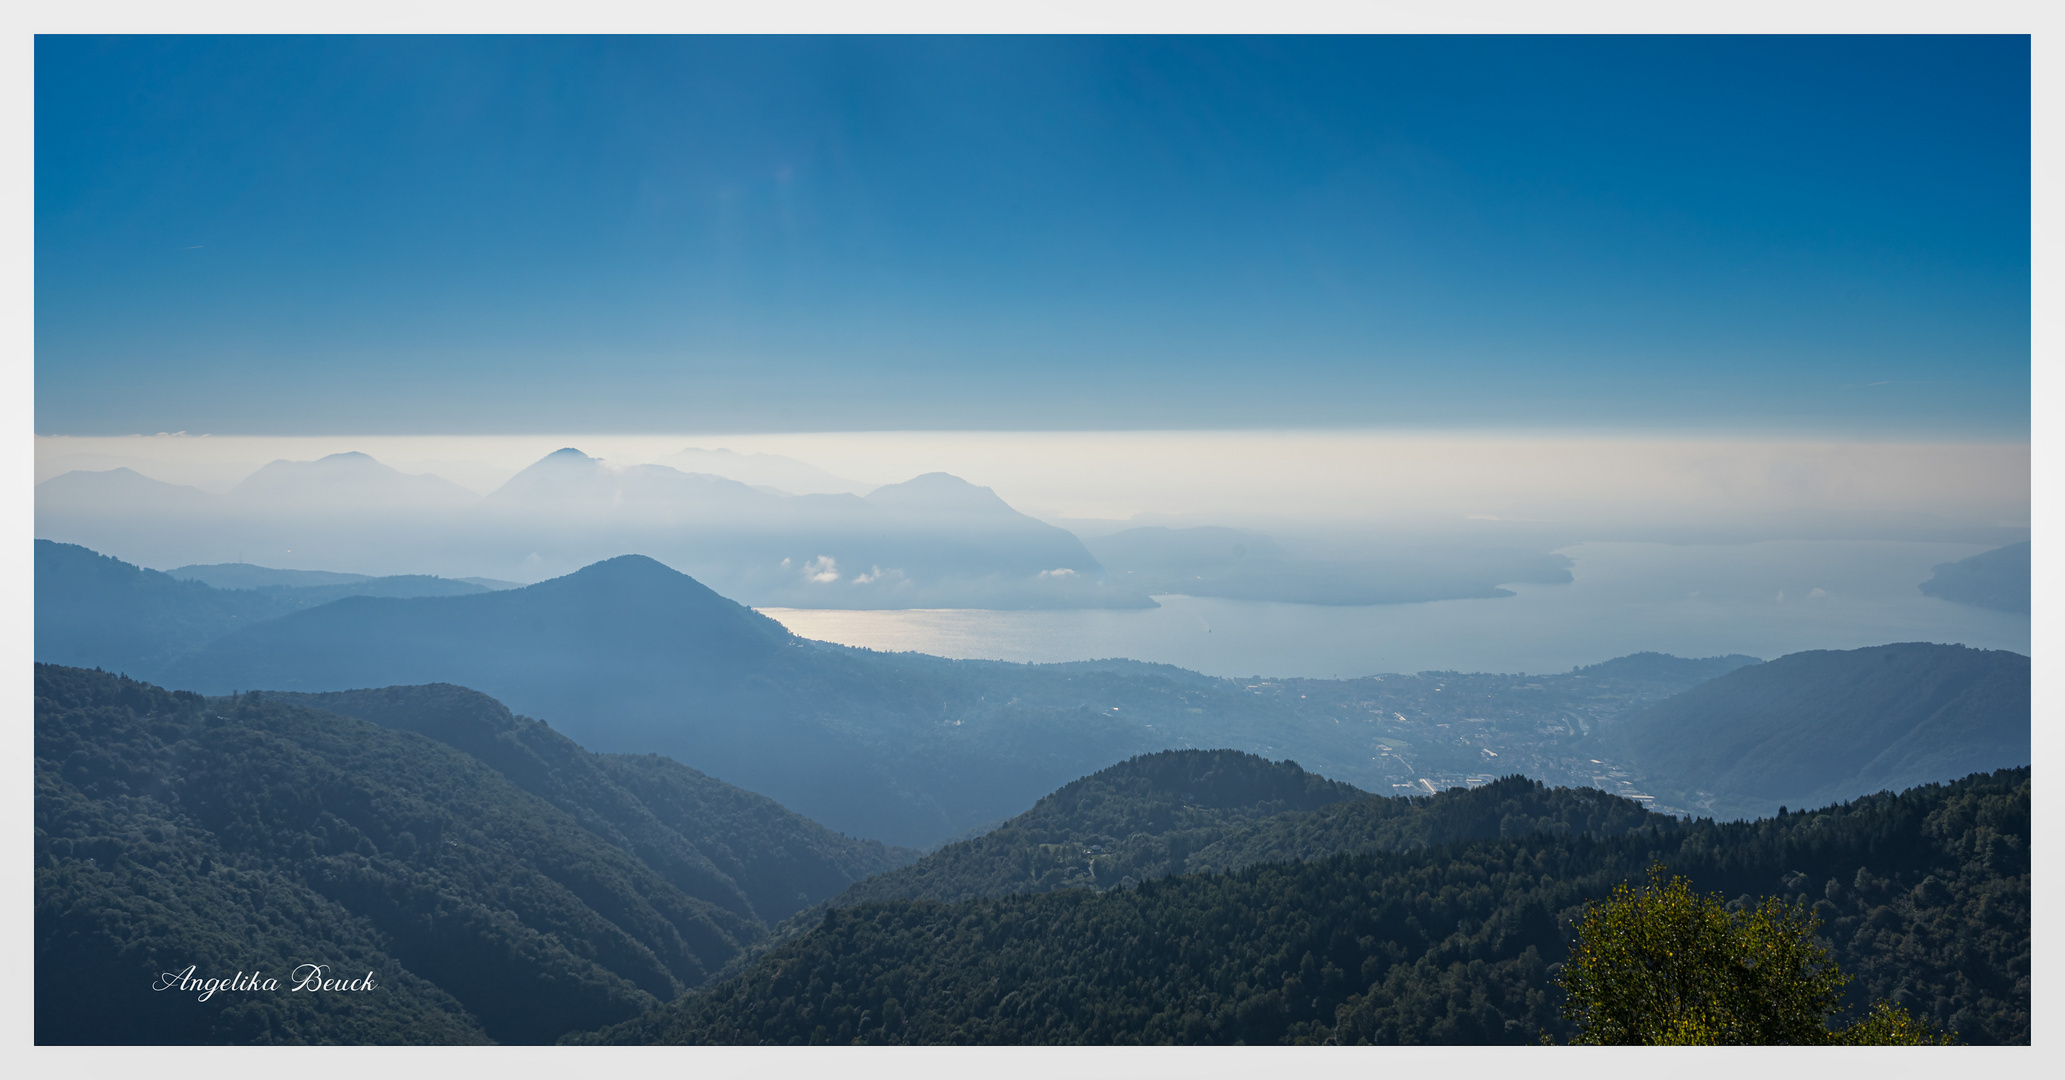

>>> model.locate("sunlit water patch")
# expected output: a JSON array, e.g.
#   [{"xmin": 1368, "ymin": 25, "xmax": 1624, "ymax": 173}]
[{"xmin": 760, "ymin": 540, "xmax": 2028, "ymax": 678}]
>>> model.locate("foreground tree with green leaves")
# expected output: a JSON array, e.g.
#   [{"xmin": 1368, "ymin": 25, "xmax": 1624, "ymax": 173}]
[{"xmin": 1557, "ymin": 866, "xmax": 1951, "ymax": 1044}]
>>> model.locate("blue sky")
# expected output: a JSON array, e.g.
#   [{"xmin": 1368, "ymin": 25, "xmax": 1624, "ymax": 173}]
[{"xmin": 35, "ymin": 35, "xmax": 2030, "ymax": 436}]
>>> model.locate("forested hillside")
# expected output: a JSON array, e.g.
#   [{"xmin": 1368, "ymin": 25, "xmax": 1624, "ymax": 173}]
[
  {"xmin": 268, "ymin": 683, "xmax": 913, "ymax": 925},
  {"xmin": 1180, "ymin": 775, "xmax": 1660, "ymax": 874},
  {"xmin": 35, "ymin": 540, "xmax": 498, "ymax": 677},
  {"xmin": 34, "ymin": 666, "xmax": 912, "ymax": 1044},
  {"xmin": 818, "ymin": 751, "xmax": 1365, "ymax": 906},
  {"xmin": 41, "ymin": 545, "xmax": 1757, "ymax": 846},
  {"xmin": 1611, "ymin": 643, "xmax": 2029, "ymax": 819},
  {"xmin": 584, "ymin": 768, "xmax": 2028, "ymax": 1046},
  {"xmin": 731, "ymin": 757, "xmax": 1667, "ymax": 980},
  {"xmin": 41, "ymin": 544, "xmax": 2028, "ymax": 847}
]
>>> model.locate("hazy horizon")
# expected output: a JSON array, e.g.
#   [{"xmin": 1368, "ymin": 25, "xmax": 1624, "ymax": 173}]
[
  {"xmin": 35, "ymin": 429, "xmax": 2031, "ymax": 533},
  {"xmin": 30, "ymin": 33, "xmax": 2032, "ymax": 665}
]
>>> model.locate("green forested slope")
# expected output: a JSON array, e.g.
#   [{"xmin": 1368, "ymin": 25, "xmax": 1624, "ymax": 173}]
[
  {"xmin": 268, "ymin": 683, "xmax": 915, "ymax": 925},
  {"xmin": 45, "ymin": 544, "xmax": 1742, "ymax": 847},
  {"xmin": 812, "ymin": 764, "xmax": 1658, "ymax": 920},
  {"xmin": 828, "ymin": 750, "xmax": 1366, "ymax": 905},
  {"xmin": 37, "ymin": 755, "xmax": 491, "ymax": 1045},
  {"xmin": 33, "ymin": 665, "xmax": 910, "ymax": 1044},
  {"xmin": 727, "ymin": 763, "xmax": 1659, "ymax": 985},
  {"xmin": 583, "ymin": 768, "xmax": 2027, "ymax": 1046},
  {"xmin": 1183, "ymin": 777, "xmax": 1658, "ymax": 873},
  {"xmin": 36, "ymin": 665, "xmax": 749, "ymax": 1042}
]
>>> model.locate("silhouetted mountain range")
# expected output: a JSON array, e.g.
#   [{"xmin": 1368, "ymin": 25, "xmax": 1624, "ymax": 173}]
[
  {"xmin": 1607, "ymin": 642, "xmax": 2029, "ymax": 820},
  {"xmin": 39, "ymin": 541, "xmax": 2030, "ymax": 847},
  {"xmin": 1918, "ymin": 541, "xmax": 2029, "ymax": 614},
  {"xmin": 35, "ymin": 466, "xmax": 214, "ymax": 516},
  {"xmin": 657, "ymin": 446, "xmax": 872, "ymax": 495},
  {"xmin": 36, "ymin": 448, "xmax": 1153, "ymax": 608},
  {"xmin": 37, "ymin": 448, "xmax": 1633, "ymax": 610},
  {"xmin": 169, "ymin": 562, "xmax": 521, "ymax": 591},
  {"xmin": 229, "ymin": 451, "xmax": 477, "ymax": 509},
  {"xmin": 35, "ymin": 541, "xmax": 508, "ymax": 677}
]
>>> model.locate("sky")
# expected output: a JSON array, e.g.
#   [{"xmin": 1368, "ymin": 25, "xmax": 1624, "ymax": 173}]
[{"xmin": 33, "ymin": 34, "xmax": 2032, "ymax": 437}]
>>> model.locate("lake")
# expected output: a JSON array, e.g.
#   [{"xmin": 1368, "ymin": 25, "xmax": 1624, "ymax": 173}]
[{"xmin": 761, "ymin": 539, "xmax": 2030, "ymax": 679}]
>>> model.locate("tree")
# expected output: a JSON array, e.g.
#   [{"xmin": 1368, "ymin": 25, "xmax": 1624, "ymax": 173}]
[{"xmin": 1557, "ymin": 865, "xmax": 1951, "ymax": 1044}]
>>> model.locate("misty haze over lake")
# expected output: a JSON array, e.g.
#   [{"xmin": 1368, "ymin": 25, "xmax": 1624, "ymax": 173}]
[
  {"xmin": 764, "ymin": 539, "xmax": 2028, "ymax": 679},
  {"xmin": 36, "ymin": 432, "xmax": 2030, "ymax": 678}
]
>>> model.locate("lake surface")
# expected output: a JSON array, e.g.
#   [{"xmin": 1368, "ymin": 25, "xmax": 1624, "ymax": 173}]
[{"xmin": 761, "ymin": 540, "xmax": 2030, "ymax": 679}]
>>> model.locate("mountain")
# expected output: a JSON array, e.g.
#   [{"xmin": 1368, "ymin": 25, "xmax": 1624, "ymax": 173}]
[
  {"xmin": 229, "ymin": 452, "xmax": 477, "ymax": 510},
  {"xmin": 1570, "ymin": 650, "xmax": 1764, "ymax": 687},
  {"xmin": 35, "ymin": 540, "xmax": 319, "ymax": 677},
  {"xmin": 36, "ymin": 466, "xmax": 216, "ymax": 516},
  {"xmin": 482, "ymin": 448, "xmax": 774, "ymax": 519},
  {"xmin": 167, "ymin": 561, "xmax": 495, "ymax": 600},
  {"xmin": 657, "ymin": 446, "xmax": 872, "ymax": 496},
  {"xmin": 1610, "ymin": 643, "xmax": 2029, "ymax": 819},
  {"xmin": 39, "ymin": 447, "xmax": 1149, "ymax": 609},
  {"xmin": 264, "ymin": 682, "xmax": 915, "ymax": 926},
  {"xmin": 730, "ymin": 757, "xmax": 1662, "ymax": 977},
  {"xmin": 1084, "ymin": 525, "xmax": 1575, "ymax": 605},
  {"xmin": 35, "ymin": 665, "xmax": 913, "ymax": 1044},
  {"xmin": 1918, "ymin": 541, "xmax": 2029, "ymax": 613},
  {"xmin": 153, "ymin": 554, "xmax": 1171, "ymax": 844},
  {"xmin": 798, "ymin": 766, "xmax": 1661, "ymax": 924},
  {"xmin": 35, "ymin": 541, "xmax": 500, "ymax": 676},
  {"xmin": 36, "ymin": 452, "xmax": 490, "ymax": 576},
  {"xmin": 171, "ymin": 563, "xmax": 375, "ymax": 588},
  {"xmin": 823, "ymin": 751, "xmax": 1368, "ymax": 907},
  {"xmin": 861, "ymin": 472, "xmax": 1104, "ymax": 579},
  {"xmin": 469, "ymin": 451, "xmax": 1145, "ymax": 608},
  {"xmin": 581, "ymin": 767, "xmax": 2028, "ymax": 1045},
  {"xmin": 165, "ymin": 555, "xmax": 794, "ymax": 698},
  {"xmin": 46, "ymin": 542, "xmax": 1908, "ymax": 847},
  {"xmin": 1178, "ymin": 774, "xmax": 1662, "ymax": 875}
]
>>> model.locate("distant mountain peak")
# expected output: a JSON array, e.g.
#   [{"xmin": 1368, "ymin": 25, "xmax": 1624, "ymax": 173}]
[
  {"xmin": 35, "ymin": 466, "xmax": 213, "ymax": 505},
  {"xmin": 486, "ymin": 448, "xmax": 615, "ymax": 504},
  {"xmin": 656, "ymin": 447, "xmax": 871, "ymax": 497},
  {"xmin": 563, "ymin": 553, "xmax": 679, "ymax": 579},
  {"xmin": 249, "ymin": 451, "xmax": 396, "ymax": 476},
  {"xmin": 227, "ymin": 452, "xmax": 475, "ymax": 507},
  {"xmin": 902, "ymin": 471, "xmax": 983, "ymax": 490},
  {"xmin": 866, "ymin": 472, "xmax": 1017, "ymax": 515}
]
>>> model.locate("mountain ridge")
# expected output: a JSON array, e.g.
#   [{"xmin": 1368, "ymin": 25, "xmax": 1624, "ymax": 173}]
[
  {"xmin": 1610, "ymin": 642, "xmax": 2029, "ymax": 818},
  {"xmin": 35, "ymin": 664, "xmax": 917, "ymax": 1044}
]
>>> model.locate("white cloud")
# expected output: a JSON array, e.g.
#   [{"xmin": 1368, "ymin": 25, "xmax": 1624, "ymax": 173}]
[
  {"xmin": 1037, "ymin": 568, "xmax": 1078, "ymax": 579},
  {"xmin": 802, "ymin": 555, "xmax": 839, "ymax": 583}
]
